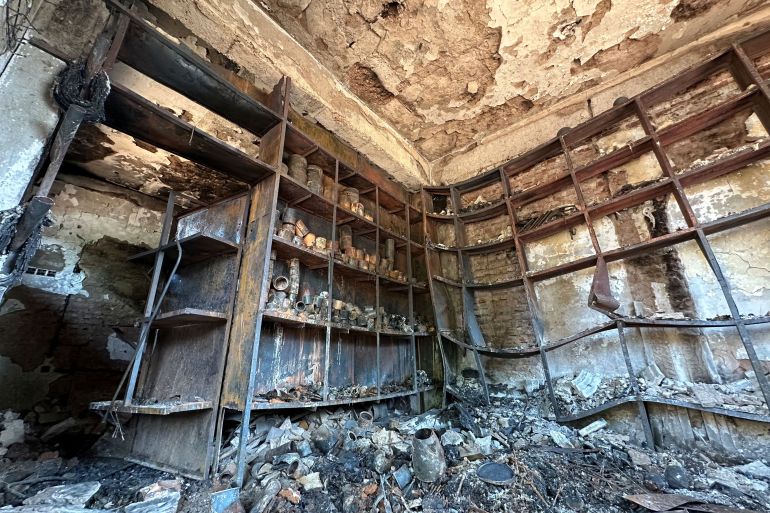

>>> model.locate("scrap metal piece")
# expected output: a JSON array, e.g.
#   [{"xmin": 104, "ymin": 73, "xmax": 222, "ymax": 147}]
[
  {"xmin": 476, "ymin": 462, "xmax": 515, "ymax": 486},
  {"xmin": 412, "ymin": 429, "xmax": 446, "ymax": 483},
  {"xmin": 588, "ymin": 257, "xmax": 620, "ymax": 313}
]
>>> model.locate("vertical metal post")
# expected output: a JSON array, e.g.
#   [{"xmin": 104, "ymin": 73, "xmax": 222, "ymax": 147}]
[
  {"xmin": 501, "ymin": 166, "xmax": 560, "ymax": 418},
  {"xmin": 617, "ymin": 321, "xmax": 656, "ymax": 448},
  {"xmin": 125, "ymin": 191, "xmax": 176, "ymax": 404},
  {"xmin": 405, "ymin": 202, "xmax": 418, "ymax": 394},
  {"xmin": 451, "ymin": 186, "xmax": 490, "ymax": 404}
]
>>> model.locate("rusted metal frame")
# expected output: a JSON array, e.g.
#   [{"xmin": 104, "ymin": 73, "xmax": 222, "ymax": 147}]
[
  {"xmin": 422, "ymin": 188, "xmax": 453, "ymax": 403},
  {"xmin": 503, "ymin": 139, "xmax": 565, "ymax": 184},
  {"xmin": 517, "ymin": 212, "xmax": 584, "ymax": 244},
  {"xmin": 510, "ymin": 173, "xmax": 573, "ymax": 208},
  {"xmin": 656, "ymin": 89, "xmax": 759, "ymax": 146},
  {"xmin": 102, "ymin": 7, "xmax": 131, "ymax": 72},
  {"xmin": 559, "ymin": 137, "xmax": 618, "ymax": 315},
  {"xmin": 106, "ymin": 0, "xmax": 280, "ymax": 135},
  {"xmin": 321, "ymin": 162, "xmax": 338, "ymax": 403},
  {"xmin": 695, "ymin": 230, "xmax": 770, "ymax": 408},
  {"xmin": 125, "ymin": 192, "xmax": 176, "ymax": 404},
  {"xmin": 732, "ymin": 44, "xmax": 770, "ymax": 133},
  {"xmin": 235, "ymin": 176, "xmax": 282, "ymax": 487},
  {"xmin": 679, "ymin": 139, "xmax": 770, "ymax": 188},
  {"xmin": 588, "ymin": 179, "xmax": 674, "ymax": 219},
  {"xmin": 405, "ymin": 201, "xmax": 418, "ymax": 395},
  {"xmin": 616, "ymin": 321, "xmax": 656, "ymax": 449},
  {"xmin": 451, "ymin": 186, "xmax": 491, "ymax": 405},
  {"xmin": 500, "ymin": 168, "xmax": 560, "ymax": 416},
  {"xmin": 211, "ymin": 194, "xmax": 252, "ymax": 477},
  {"xmin": 738, "ymin": 29, "xmax": 770, "ymax": 60},
  {"xmin": 563, "ymin": 101, "xmax": 639, "ymax": 147},
  {"xmin": 375, "ymin": 187, "xmax": 382, "ymax": 399},
  {"xmin": 634, "ymin": 99, "xmax": 699, "ymax": 227},
  {"xmin": 435, "ymin": 333, "xmax": 449, "ymax": 408},
  {"xmin": 640, "ymin": 57, "xmax": 770, "ymax": 409},
  {"xmin": 449, "ymin": 186, "xmax": 491, "ymax": 404},
  {"xmin": 38, "ymin": 9, "xmax": 128, "ymax": 198},
  {"xmin": 639, "ymin": 49, "xmax": 733, "ymax": 108}
]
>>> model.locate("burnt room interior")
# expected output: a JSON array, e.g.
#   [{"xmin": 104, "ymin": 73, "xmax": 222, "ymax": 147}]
[{"xmin": 2, "ymin": 1, "xmax": 770, "ymax": 512}]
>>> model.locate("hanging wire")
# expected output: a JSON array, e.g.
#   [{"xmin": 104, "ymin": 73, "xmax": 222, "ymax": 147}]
[{"xmin": 2, "ymin": 0, "xmax": 35, "ymax": 57}]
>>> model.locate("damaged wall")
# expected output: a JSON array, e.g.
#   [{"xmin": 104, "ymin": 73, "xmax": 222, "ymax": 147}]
[{"xmin": 0, "ymin": 176, "xmax": 163, "ymax": 419}]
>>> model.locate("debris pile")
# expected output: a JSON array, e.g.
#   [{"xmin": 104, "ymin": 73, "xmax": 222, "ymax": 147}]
[
  {"xmin": 3, "ymin": 399, "xmax": 770, "ymax": 513},
  {"xmin": 553, "ymin": 373, "xmax": 633, "ymax": 414},
  {"xmin": 215, "ymin": 398, "xmax": 770, "ymax": 513}
]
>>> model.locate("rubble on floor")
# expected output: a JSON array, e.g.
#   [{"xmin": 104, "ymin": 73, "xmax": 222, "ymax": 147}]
[
  {"xmin": 3, "ymin": 397, "xmax": 770, "ymax": 512},
  {"xmin": 214, "ymin": 397, "xmax": 769, "ymax": 513}
]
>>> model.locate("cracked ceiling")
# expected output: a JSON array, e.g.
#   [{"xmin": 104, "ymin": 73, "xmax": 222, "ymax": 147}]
[{"xmin": 258, "ymin": 0, "xmax": 768, "ymax": 162}]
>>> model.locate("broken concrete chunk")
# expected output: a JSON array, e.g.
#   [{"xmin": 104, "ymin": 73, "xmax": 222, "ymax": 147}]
[
  {"xmin": 0, "ymin": 419, "xmax": 24, "ymax": 447},
  {"xmin": 549, "ymin": 430, "xmax": 574, "ymax": 449},
  {"xmin": 745, "ymin": 112, "xmax": 767, "ymax": 142},
  {"xmin": 298, "ymin": 472, "xmax": 323, "ymax": 491},
  {"xmin": 139, "ymin": 479, "xmax": 182, "ymax": 501},
  {"xmin": 571, "ymin": 370, "xmax": 602, "ymax": 400},
  {"xmin": 664, "ymin": 464, "xmax": 692, "ymax": 489},
  {"xmin": 639, "ymin": 364, "xmax": 665, "ymax": 387},
  {"xmin": 627, "ymin": 448, "xmax": 653, "ymax": 467},
  {"xmin": 440, "ymin": 430, "xmax": 463, "ymax": 446},
  {"xmin": 578, "ymin": 419, "xmax": 607, "ymax": 437},
  {"xmin": 278, "ymin": 487, "xmax": 301, "ymax": 505},
  {"xmin": 734, "ymin": 460, "xmax": 770, "ymax": 480},
  {"xmin": 124, "ymin": 491, "xmax": 181, "ymax": 513},
  {"xmin": 23, "ymin": 481, "xmax": 100, "ymax": 507}
]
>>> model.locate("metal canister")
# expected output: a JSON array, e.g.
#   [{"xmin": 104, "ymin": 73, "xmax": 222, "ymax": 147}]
[
  {"xmin": 283, "ymin": 208, "xmax": 299, "ymax": 226},
  {"xmin": 306, "ymin": 165, "xmax": 323, "ymax": 195},
  {"xmin": 294, "ymin": 219, "xmax": 310, "ymax": 237},
  {"xmin": 341, "ymin": 187, "xmax": 359, "ymax": 210},
  {"xmin": 339, "ymin": 225, "xmax": 353, "ymax": 250},
  {"xmin": 385, "ymin": 238, "xmax": 395, "ymax": 261},
  {"xmin": 288, "ymin": 154, "xmax": 308, "ymax": 184},
  {"xmin": 322, "ymin": 175, "xmax": 336, "ymax": 202},
  {"xmin": 315, "ymin": 237, "xmax": 327, "ymax": 251}
]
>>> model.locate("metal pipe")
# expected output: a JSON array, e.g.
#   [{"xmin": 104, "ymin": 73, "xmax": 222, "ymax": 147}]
[{"xmin": 272, "ymin": 275, "xmax": 289, "ymax": 291}]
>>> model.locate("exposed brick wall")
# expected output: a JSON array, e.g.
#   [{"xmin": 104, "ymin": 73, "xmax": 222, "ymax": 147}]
[
  {"xmin": 468, "ymin": 249, "xmax": 521, "ymax": 282},
  {"xmin": 464, "ymin": 214, "xmax": 510, "ymax": 244},
  {"xmin": 474, "ymin": 287, "xmax": 535, "ymax": 348},
  {"xmin": 458, "ymin": 181, "xmax": 504, "ymax": 209},
  {"xmin": 0, "ymin": 177, "xmax": 163, "ymax": 416}
]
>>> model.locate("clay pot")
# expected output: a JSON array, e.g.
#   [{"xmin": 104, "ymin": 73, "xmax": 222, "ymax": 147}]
[{"xmin": 303, "ymin": 233, "xmax": 316, "ymax": 247}]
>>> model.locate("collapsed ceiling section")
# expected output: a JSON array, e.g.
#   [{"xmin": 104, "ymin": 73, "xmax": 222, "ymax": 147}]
[{"xmin": 259, "ymin": 0, "xmax": 767, "ymax": 161}]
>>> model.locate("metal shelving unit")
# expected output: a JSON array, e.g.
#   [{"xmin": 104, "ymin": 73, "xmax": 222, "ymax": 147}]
[{"xmin": 424, "ymin": 30, "xmax": 770, "ymax": 446}]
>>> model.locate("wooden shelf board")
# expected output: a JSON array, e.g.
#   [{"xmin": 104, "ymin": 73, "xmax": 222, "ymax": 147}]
[
  {"xmin": 263, "ymin": 311, "xmax": 328, "ymax": 329},
  {"xmin": 278, "ymin": 174, "xmax": 336, "ymax": 222},
  {"xmin": 90, "ymin": 399, "xmax": 213, "ymax": 415},
  {"xmin": 271, "ymin": 235, "xmax": 330, "ymax": 269},
  {"xmin": 150, "ymin": 308, "xmax": 228, "ymax": 327},
  {"xmin": 104, "ymin": 84, "xmax": 274, "ymax": 184},
  {"xmin": 249, "ymin": 386, "xmax": 435, "ymax": 410},
  {"xmin": 129, "ymin": 233, "xmax": 239, "ymax": 266},
  {"xmin": 110, "ymin": 2, "xmax": 281, "ymax": 136}
]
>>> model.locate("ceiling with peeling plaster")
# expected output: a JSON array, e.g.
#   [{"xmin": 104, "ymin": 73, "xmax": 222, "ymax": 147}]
[{"xmin": 258, "ymin": 0, "xmax": 767, "ymax": 161}]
